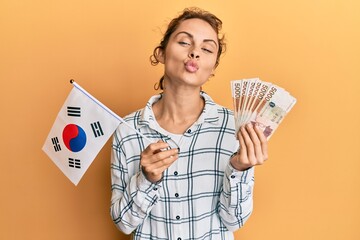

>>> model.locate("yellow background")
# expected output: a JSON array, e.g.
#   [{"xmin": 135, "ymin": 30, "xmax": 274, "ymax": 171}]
[{"xmin": 1, "ymin": 0, "xmax": 359, "ymax": 239}]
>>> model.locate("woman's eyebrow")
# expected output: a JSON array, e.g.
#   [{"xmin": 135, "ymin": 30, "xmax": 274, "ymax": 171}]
[{"xmin": 175, "ymin": 31, "xmax": 218, "ymax": 47}]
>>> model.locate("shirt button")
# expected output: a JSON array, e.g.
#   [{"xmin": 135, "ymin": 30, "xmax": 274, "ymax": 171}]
[
  {"xmin": 176, "ymin": 215, "xmax": 180, "ymax": 220},
  {"xmin": 153, "ymin": 187, "xmax": 158, "ymax": 191},
  {"xmin": 187, "ymin": 129, "xmax": 191, "ymax": 133},
  {"xmin": 174, "ymin": 171, "xmax": 178, "ymax": 176},
  {"xmin": 177, "ymin": 238, "xmax": 182, "ymax": 240},
  {"xmin": 175, "ymin": 193, "xmax": 179, "ymax": 198},
  {"xmin": 231, "ymin": 175, "xmax": 236, "ymax": 179}
]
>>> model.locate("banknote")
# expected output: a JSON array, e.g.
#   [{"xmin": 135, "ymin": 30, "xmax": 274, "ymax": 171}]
[{"xmin": 231, "ymin": 78, "xmax": 296, "ymax": 139}]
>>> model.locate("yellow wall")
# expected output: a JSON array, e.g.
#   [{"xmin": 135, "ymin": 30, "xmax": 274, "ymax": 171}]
[{"xmin": 1, "ymin": 0, "xmax": 359, "ymax": 239}]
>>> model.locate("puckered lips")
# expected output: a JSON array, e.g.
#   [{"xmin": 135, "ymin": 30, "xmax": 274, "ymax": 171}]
[{"xmin": 184, "ymin": 59, "xmax": 199, "ymax": 73}]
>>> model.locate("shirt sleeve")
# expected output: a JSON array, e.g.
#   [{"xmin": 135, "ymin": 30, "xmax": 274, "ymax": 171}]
[
  {"xmin": 110, "ymin": 134, "xmax": 161, "ymax": 235},
  {"xmin": 218, "ymin": 161, "xmax": 255, "ymax": 232}
]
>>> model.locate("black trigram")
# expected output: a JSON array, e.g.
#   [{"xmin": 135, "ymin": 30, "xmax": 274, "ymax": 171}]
[
  {"xmin": 67, "ymin": 106, "xmax": 81, "ymax": 117},
  {"xmin": 69, "ymin": 158, "xmax": 81, "ymax": 169},
  {"xmin": 51, "ymin": 137, "xmax": 61, "ymax": 152},
  {"xmin": 91, "ymin": 121, "xmax": 104, "ymax": 137}
]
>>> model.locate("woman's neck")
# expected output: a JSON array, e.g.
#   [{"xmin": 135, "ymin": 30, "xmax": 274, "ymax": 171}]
[{"xmin": 152, "ymin": 88, "xmax": 204, "ymax": 134}]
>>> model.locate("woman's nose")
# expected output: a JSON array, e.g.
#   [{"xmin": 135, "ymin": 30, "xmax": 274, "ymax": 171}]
[{"xmin": 189, "ymin": 52, "xmax": 200, "ymax": 59}]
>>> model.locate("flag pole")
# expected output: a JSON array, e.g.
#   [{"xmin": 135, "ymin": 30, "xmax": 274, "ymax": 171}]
[{"xmin": 69, "ymin": 79, "xmax": 153, "ymax": 144}]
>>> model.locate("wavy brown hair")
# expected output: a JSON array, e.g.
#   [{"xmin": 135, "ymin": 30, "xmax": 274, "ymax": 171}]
[{"xmin": 150, "ymin": 7, "xmax": 226, "ymax": 90}]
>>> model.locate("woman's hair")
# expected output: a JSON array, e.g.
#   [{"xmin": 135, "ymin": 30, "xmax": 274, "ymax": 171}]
[{"xmin": 150, "ymin": 7, "xmax": 226, "ymax": 90}]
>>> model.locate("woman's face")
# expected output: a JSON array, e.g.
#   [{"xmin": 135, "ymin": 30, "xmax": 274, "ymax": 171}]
[{"xmin": 159, "ymin": 18, "xmax": 219, "ymax": 89}]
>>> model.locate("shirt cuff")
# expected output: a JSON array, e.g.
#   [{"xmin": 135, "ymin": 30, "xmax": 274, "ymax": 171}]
[
  {"xmin": 137, "ymin": 170, "xmax": 162, "ymax": 193},
  {"xmin": 225, "ymin": 162, "xmax": 254, "ymax": 184},
  {"xmin": 132, "ymin": 171, "xmax": 162, "ymax": 216}
]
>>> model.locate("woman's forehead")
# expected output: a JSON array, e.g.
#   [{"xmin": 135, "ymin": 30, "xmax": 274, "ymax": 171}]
[{"xmin": 173, "ymin": 18, "xmax": 218, "ymax": 41}]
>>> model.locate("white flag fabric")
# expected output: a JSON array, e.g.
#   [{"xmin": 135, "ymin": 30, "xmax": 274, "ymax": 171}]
[{"xmin": 42, "ymin": 82, "xmax": 122, "ymax": 185}]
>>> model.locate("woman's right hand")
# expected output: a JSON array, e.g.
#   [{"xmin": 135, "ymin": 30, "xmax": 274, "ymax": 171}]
[{"xmin": 140, "ymin": 141, "xmax": 179, "ymax": 183}]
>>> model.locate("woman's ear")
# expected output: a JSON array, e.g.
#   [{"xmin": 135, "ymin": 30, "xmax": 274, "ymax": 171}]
[
  {"xmin": 158, "ymin": 48, "xmax": 165, "ymax": 64},
  {"xmin": 210, "ymin": 68, "xmax": 216, "ymax": 78}
]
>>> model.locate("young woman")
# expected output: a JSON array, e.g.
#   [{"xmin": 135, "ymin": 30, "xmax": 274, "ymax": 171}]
[{"xmin": 110, "ymin": 7, "xmax": 268, "ymax": 240}]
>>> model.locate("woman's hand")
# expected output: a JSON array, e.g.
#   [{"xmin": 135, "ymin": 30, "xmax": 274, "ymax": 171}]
[
  {"xmin": 140, "ymin": 141, "xmax": 179, "ymax": 183},
  {"xmin": 230, "ymin": 123, "xmax": 268, "ymax": 171}
]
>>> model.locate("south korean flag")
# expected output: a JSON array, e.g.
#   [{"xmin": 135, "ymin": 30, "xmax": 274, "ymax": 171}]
[{"xmin": 42, "ymin": 81, "xmax": 121, "ymax": 186}]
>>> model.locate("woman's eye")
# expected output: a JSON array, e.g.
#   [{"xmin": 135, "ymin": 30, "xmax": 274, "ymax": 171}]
[
  {"xmin": 179, "ymin": 41, "xmax": 190, "ymax": 46},
  {"xmin": 202, "ymin": 48, "xmax": 213, "ymax": 53}
]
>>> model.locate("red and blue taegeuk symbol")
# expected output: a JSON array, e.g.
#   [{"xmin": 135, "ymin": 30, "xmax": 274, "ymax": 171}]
[{"xmin": 62, "ymin": 124, "xmax": 87, "ymax": 152}]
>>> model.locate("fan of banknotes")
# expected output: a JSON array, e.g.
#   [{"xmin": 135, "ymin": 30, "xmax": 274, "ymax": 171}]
[{"xmin": 231, "ymin": 78, "xmax": 296, "ymax": 139}]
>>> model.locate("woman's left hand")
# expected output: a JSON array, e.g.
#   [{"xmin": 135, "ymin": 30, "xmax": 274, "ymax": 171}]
[{"xmin": 230, "ymin": 123, "xmax": 268, "ymax": 171}]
